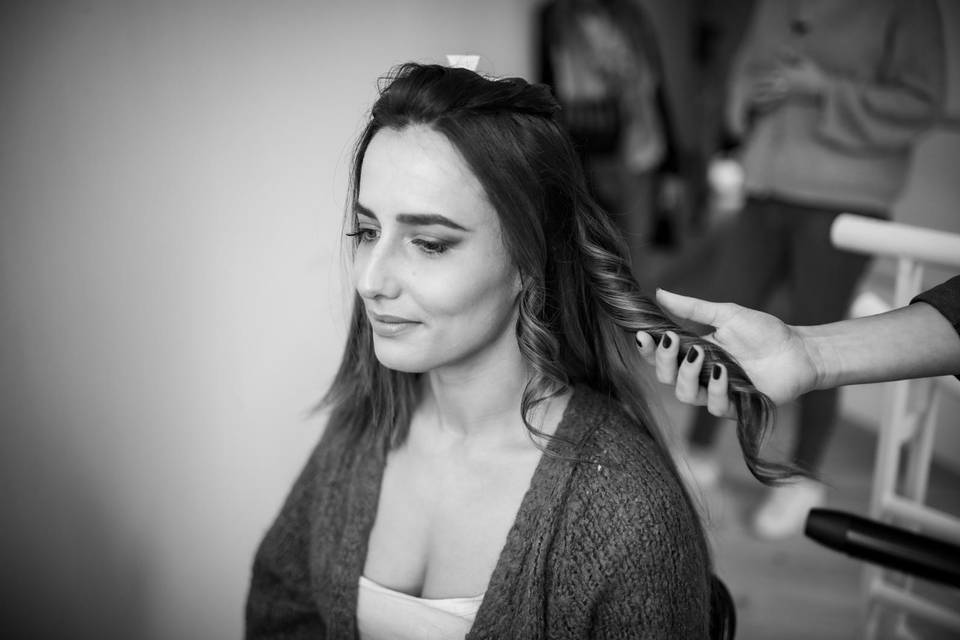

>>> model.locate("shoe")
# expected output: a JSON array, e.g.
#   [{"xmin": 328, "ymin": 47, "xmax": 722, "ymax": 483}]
[
  {"xmin": 752, "ymin": 479, "xmax": 826, "ymax": 540},
  {"xmin": 679, "ymin": 449, "xmax": 721, "ymax": 489}
]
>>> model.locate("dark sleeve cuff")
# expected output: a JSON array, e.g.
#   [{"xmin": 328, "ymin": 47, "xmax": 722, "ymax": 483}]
[
  {"xmin": 911, "ymin": 275, "xmax": 960, "ymax": 380},
  {"xmin": 911, "ymin": 275, "xmax": 960, "ymax": 338}
]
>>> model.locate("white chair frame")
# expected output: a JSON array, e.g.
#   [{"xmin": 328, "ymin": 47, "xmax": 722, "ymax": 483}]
[{"xmin": 830, "ymin": 213, "xmax": 960, "ymax": 639}]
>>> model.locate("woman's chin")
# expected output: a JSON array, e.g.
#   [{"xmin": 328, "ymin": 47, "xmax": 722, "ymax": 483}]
[{"xmin": 372, "ymin": 346, "xmax": 429, "ymax": 374}]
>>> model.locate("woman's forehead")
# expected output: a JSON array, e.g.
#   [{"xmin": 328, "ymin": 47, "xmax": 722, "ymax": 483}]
[
  {"xmin": 364, "ymin": 125, "xmax": 474, "ymax": 185},
  {"xmin": 358, "ymin": 126, "xmax": 497, "ymax": 227}
]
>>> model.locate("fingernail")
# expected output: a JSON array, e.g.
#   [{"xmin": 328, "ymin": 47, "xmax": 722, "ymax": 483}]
[
  {"xmin": 686, "ymin": 347, "xmax": 698, "ymax": 363},
  {"xmin": 661, "ymin": 334, "xmax": 672, "ymax": 349},
  {"xmin": 712, "ymin": 364, "xmax": 722, "ymax": 380}
]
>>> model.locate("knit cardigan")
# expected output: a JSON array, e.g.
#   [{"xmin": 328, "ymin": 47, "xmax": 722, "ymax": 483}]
[{"xmin": 245, "ymin": 386, "xmax": 712, "ymax": 639}]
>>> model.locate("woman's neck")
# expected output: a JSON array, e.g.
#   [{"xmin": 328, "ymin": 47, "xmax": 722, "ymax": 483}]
[{"xmin": 420, "ymin": 349, "xmax": 531, "ymax": 446}]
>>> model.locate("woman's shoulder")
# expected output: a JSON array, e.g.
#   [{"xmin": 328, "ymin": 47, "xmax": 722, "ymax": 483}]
[
  {"xmin": 561, "ymin": 386, "xmax": 701, "ymax": 536},
  {"xmin": 545, "ymin": 387, "xmax": 711, "ymax": 631},
  {"xmin": 565, "ymin": 386, "xmax": 670, "ymax": 472}
]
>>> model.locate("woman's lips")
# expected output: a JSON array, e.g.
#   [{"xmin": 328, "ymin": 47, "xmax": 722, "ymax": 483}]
[{"xmin": 368, "ymin": 312, "xmax": 420, "ymax": 337}]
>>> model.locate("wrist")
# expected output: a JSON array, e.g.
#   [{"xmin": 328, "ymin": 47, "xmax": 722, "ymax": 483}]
[{"xmin": 795, "ymin": 324, "xmax": 834, "ymax": 393}]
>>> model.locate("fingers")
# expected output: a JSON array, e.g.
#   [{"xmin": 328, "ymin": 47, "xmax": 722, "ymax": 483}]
[
  {"xmin": 637, "ymin": 331, "xmax": 701, "ymax": 400},
  {"xmin": 654, "ymin": 331, "xmax": 680, "ymax": 384},
  {"xmin": 635, "ymin": 331, "xmax": 656, "ymax": 365},
  {"xmin": 706, "ymin": 363, "xmax": 736, "ymax": 420},
  {"xmin": 756, "ymin": 74, "xmax": 788, "ymax": 94},
  {"xmin": 636, "ymin": 331, "xmax": 739, "ymax": 421},
  {"xmin": 655, "ymin": 289, "xmax": 737, "ymax": 330},
  {"xmin": 675, "ymin": 346, "xmax": 707, "ymax": 405},
  {"xmin": 749, "ymin": 76, "xmax": 788, "ymax": 105}
]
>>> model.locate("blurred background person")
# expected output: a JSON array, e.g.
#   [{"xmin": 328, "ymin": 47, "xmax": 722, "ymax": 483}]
[
  {"xmin": 536, "ymin": 0, "xmax": 681, "ymax": 267},
  {"xmin": 679, "ymin": 0, "xmax": 946, "ymax": 540}
]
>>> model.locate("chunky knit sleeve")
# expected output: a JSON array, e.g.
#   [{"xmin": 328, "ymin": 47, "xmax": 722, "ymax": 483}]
[
  {"xmin": 591, "ymin": 493, "xmax": 710, "ymax": 637},
  {"xmin": 594, "ymin": 465, "xmax": 709, "ymax": 638},
  {"xmin": 546, "ymin": 420, "xmax": 712, "ymax": 639},
  {"xmin": 245, "ymin": 440, "xmax": 328, "ymax": 640},
  {"xmin": 816, "ymin": 0, "xmax": 944, "ymax": 152}
]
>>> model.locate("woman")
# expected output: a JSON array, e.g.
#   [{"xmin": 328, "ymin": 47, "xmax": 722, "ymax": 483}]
[{"xmin": 245, "ymin": 62, "xmax": 789, "ymax": 639}]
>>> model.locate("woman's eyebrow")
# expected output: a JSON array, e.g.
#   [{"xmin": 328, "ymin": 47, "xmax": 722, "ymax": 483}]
[
  {"xmin": 354, "ymin": 202, "xmax": 379, "ymax": 220},
  {"xmin": 354, "ymin": 202, "xmax": 468, "ymax": 231},
  {"xmin": 396, "ymin": 213, "xmax": 468, "ymax": 231}
]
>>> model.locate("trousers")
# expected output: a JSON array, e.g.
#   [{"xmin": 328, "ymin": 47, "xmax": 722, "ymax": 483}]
[{"xmin": 688, "ymin": 196, "xmax": 877, "ymax": 471}]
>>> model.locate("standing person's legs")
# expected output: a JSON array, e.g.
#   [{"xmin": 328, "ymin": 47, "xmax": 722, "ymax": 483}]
[
  {"xmin": 751, "ymin": 202, "xmax": 875, "ymax": 538},
  {"xmin": 686, "ymin": 198, "xmax": 789, "ymax": 461}
]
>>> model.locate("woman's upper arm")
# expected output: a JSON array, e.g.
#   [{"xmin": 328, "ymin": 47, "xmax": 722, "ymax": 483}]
[
  {"xmin": 245, "ymin": 442, "xmax": 329, "ymax": 639},
  {"xmin": 591, "ymin": 513, "xmax": 710, "ymax": 638},
  {"xmin": 576, "ymin": 458, "xmax": 712, "ymax": 639}
]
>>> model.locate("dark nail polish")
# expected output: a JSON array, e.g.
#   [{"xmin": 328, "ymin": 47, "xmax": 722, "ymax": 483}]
[
  {"xmin": 712, "ymin": 364, "xmax": 722, "ymax": 380},
  {"xmin": 661, "ymin": 334, "xmax": 672, "ymax": 349},
  {"xmin": 686, "ymin": 348, "xmax": 698, "ymax": 363}
]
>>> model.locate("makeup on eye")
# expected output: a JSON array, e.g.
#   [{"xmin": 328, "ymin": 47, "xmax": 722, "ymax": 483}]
[
  {"xmin": 345, "ymin": 221, "xmax": 461, "ymax": 255},
  {"xmin": 345, "ymin": 228, "xmax": 379, "ymax": 243},
  {"xmin": 350, "ymin": 205, "xmax": 466, "ymax": 255},
  {"xmin": 410, "ymin": 236, "xmax": 456, "ymax": 255}
]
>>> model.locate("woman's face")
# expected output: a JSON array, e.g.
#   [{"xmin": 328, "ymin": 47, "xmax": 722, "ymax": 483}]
[{"xmin": 353, "ymin": 125, "xmax": 522, "ymax": 374}]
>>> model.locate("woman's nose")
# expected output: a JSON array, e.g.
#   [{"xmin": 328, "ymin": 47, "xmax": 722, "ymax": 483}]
[{"xmin": 354, "ymin": 239, "xmax": 401, "ymax": 300}]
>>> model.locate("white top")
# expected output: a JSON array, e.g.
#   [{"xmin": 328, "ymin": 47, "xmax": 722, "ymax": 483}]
[{"xmin": 356, "ymin": 575, "xmax": 485, "ymax": 640}]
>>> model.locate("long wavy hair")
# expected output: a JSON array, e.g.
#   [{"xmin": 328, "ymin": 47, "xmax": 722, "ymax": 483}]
[{"xmin": 323, "ymin": 62, "xmax": 793, "ymax": 487}]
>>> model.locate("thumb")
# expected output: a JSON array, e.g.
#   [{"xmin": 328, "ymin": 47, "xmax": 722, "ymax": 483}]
[{"xmin": 655, "ymin": 289, "xmax": 737, "ymax": 328}]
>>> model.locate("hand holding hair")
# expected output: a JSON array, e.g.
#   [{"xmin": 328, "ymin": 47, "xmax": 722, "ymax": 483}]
[
  {"xmin": 637, "ymin": 287, "xmax": 960, "ymax": 418},
  {"xmin": 638, "ymin": 328, "xmax": 735, "ymax": 419},
  {"xmin": 636, "ymin": 289, "xmax": 822, "ymax": 416}
]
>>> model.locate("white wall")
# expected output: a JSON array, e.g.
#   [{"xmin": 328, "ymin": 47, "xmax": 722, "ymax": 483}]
[{"xmin": 0, "ymin": 2, "xmax": 537, "ymax": 638}]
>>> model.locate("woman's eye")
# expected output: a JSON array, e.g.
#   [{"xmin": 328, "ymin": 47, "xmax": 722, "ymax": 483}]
[
  {"xmin": 412, "ymin": 238, "xmax": 450, "ymax": 255},
  {"xmin": 346, "ymin": 228, "xmax": 378, "ymax": 243}
]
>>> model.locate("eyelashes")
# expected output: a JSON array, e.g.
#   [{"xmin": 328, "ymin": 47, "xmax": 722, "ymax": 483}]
[
  {"xmin": 411, "ymin": 238, "xmax": 450, "ymax": 255},
  {"xmin": 345, "ymin": 229, "xmax": 454, "ymax": 255},
  {"xmin": 345, "ymin": 229, "xmax": 378, "ymax": 243}
]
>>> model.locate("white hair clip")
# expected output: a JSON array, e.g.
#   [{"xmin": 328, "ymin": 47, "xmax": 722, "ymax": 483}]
[{"xmin": 445, "ymin": 54, "xmax": 480, "ymax": 72}]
